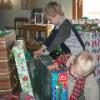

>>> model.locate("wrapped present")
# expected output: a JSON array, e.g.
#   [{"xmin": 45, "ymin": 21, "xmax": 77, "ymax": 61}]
[
  {"xmin": 0, "ymin": 48, "xmax": 11, "ymax": 60},
  {"xmin": 0, "ymin": 89, "xmax": 13, "ymax": 96},
  {"xmin": 12, "ymin": 40, "xmax": 35, "ymax": 100},
  {"xmin": 0, "ymin": 92, "xmax": 20, "ymax": 100},
  {"xmin": 0, "ymin": 30, "xmax": 16, "ymax": 60},
  {"xmin": 50, "ymin": 71, "xmax": 68, "ymax": 100},
  {"xmin": 0, "ymin": 71, "xmax": 16, "ymax": 90},
  {"xmin": 0, "ymin": 30, "xmax": 16, "ymax": 48},
  {"xmin": 33, "ymin": 55, "xmax": 68, "ymax": 100},
  {"xmin": 0, "ymin": 59, "xmax": 11, "ymax": 73},
  {"xmin": 33, "ymin": 55, "xmax": 53, "ymax": 100}
]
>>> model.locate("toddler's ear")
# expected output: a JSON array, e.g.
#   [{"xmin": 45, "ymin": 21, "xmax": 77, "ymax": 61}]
[
  {"xmin": 65, "ymin": 55, "xmax": 75, "ymax": 67},
  {"xmin": 70, "ymin": 55, "xmax": 76, "ymax": 63}
]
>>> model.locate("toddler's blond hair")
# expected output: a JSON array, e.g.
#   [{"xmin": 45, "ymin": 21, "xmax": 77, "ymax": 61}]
[{"xmin": 73, "ymin": 51, "xmax": 96, "ymax": 77}]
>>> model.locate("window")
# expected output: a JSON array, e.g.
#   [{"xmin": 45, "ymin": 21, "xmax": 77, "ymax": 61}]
[
  {"xmin": 83, "ymin": 0, "xmax": 100, "ymax": 19},
  {"xmin": 73, "ymin": 0, "xmax": 100, "ymax": 19}
]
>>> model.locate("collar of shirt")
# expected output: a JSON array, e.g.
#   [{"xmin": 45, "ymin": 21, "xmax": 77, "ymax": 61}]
[{"xmin": 55, "ymin": 16, "xmax": 66, "ymax": 30}]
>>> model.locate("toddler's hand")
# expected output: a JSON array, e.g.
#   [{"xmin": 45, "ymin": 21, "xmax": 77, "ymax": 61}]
[
  {"xmin": 66, "ymin": 55, "xmax": 75, "ymax": 67},
  {"xmin": 47, "ymin": 62, "xmax": 60, "ymax": 71}
]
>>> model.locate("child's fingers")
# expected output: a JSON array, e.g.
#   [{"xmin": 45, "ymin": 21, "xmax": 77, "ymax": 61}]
[{"xmin": 47, "ymin": 63, "xmax": 59, "ymax": 70}]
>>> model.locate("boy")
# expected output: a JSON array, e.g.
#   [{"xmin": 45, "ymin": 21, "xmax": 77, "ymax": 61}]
[
  {"xmin": 33, "ymin": 1, "xmax": 84, "ymax": 57},
  {"xmin": 48, "ymin": 51, "xmax": 99, "ymax": 100}
]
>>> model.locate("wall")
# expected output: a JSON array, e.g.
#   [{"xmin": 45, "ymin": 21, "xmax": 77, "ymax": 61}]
[
  {"xmin": 0, "ymin": 0, "xmax": 72, "ymax": 29},
  {"xmin": 34, "ymin": 0, "xmax": 72, "ymax": 18}
]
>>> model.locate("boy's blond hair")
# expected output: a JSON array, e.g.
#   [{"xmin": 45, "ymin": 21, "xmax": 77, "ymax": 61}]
[
  {"xmin": 73, "ymin": 51, "xmax": 96, "ymax": 77},
  {"xmin": 44, "ymin": 1, "xmax": 65, "ymax": 20}
]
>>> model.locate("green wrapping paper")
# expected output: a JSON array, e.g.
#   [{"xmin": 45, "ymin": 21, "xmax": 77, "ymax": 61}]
[
  {"xmin": 33, "ymin": 55, "xmax": 53, "ymax": 100},
  {"xmin": 33, "ymin": 55, "xmax": 68, "ymax": 100},
  {"xmin": 12, "ymin": 40, "xmax": 35, "ymax": 100}
]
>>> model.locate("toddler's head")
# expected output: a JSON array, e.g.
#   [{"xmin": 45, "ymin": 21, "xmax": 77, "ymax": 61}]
[{"xmin": 70, "ymin": 51, "xmax": 96, "ymax": 78}]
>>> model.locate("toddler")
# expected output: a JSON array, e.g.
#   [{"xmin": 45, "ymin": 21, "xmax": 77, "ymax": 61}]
[{"xmin": 48, "ymin": 51, "xmax": 99, "ymax": 100}]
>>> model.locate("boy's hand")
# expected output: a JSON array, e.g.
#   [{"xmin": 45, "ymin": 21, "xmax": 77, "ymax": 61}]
[
  {"xmin": 33, "ymin": 49, "xmax": 44, "ymax": 56},
  {"xmin": 33, "ymin": 47, "xmax": 45, "ymax": 57}
]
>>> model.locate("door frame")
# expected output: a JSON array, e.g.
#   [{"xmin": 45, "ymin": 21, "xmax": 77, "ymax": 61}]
[{"xmin": 72, "ymin": 0, "xmax": 83, "ymax": 19}]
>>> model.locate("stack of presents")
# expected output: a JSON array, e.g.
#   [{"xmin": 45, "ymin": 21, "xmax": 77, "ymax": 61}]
[
  {"xmin": 0, "ymin": 30, "xmax": 19, "ymax": 98},
  {"xmin": 0, "ymin": 30, "xmax": 35, "ymax": 99}
]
